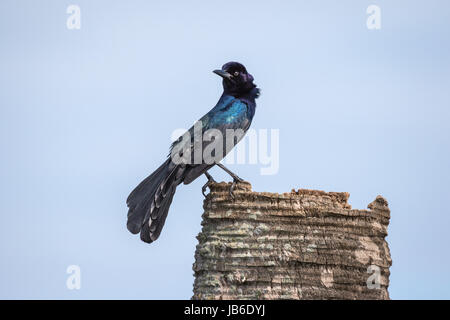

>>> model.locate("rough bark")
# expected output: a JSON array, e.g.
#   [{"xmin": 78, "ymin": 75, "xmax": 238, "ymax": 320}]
[{"xmin": 192, "ymin": 181, "xmax": 391, "ymax": 300}]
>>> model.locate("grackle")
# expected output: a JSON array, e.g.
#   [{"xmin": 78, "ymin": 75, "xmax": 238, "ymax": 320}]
[{"xmin": 126, "ymin": 62, "xmax": 260, "ymax": 243}]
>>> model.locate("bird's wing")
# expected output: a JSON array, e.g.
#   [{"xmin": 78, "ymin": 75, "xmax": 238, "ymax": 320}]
[
  {"xmin": 169, "ymin": 97, "xmax": 249, "ymax": 155},
  {"xmin": 169, "ymin": 98, "xmax": 251, "ymax": 185}
]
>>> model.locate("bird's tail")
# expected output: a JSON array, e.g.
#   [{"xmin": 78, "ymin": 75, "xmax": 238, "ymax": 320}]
[{"xmin": 126, "ymin": 158, "xmax": 180, "ymax": 243}]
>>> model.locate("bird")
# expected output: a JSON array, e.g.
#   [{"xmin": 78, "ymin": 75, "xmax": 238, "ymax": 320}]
[{"xmin": 126, "ymin": 62, "xmax": 260, "ymax": 243}]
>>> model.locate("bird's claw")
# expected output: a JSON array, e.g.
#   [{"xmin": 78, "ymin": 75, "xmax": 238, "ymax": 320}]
[
  {"xmin": 202, "ymin": 175, "xmax": 216, "ymax": 197},
  {"xmin": 229, "ymin": 176, "xmax": 243, "ymax": 200}
]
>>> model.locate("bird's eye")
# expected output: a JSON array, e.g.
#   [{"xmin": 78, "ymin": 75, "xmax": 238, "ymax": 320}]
[{"xmin": 234, "ymin": 71, "xmax": 239, "ymax": 76}]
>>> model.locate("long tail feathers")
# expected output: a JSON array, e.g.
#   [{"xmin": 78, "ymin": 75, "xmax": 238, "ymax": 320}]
[{"xmin": 126, "ymin": 159, "xmax": 180, "ymax": 243}]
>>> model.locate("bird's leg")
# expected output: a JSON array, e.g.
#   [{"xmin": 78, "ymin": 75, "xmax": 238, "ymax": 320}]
[
  {"xmin": 202, "ymin": 171, "xmax": 216, "ymax": 197},
  {"xmin": 216, "ymin": 163, "xmax": 243, "ymax": 200}
]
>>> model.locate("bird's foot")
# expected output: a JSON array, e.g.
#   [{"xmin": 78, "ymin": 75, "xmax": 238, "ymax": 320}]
[
  {"xmin": 215, "ymin": 163, "xmax": 244, "ymax": 200},
  {"xmin": 202, "ymin": 172, "xmax": 216, "ymax": 197},
  {"xmin": 229, "ymin": 175, "xmax": 244, "ymax": 200}
]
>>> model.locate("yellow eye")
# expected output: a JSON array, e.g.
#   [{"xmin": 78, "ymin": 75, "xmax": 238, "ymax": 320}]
[{"xmin": 234, "ymin": 71, "xmax": 239, "ymax": 76}]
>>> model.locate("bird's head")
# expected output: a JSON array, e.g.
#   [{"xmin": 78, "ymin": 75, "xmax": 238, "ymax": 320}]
[{"xmin": 213, "ymin": 62, "xmax": 259, "ymax": 97}]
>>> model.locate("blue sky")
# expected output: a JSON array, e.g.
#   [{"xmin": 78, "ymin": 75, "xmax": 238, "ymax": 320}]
[{"xmin": 1, "ymin": 0, "xmax": 449, "ymax": 299}]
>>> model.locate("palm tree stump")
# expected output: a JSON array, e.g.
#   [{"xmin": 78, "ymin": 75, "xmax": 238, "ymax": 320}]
[{"xmin": 192, "ymin": 181, "xmax": 391, "ymax": 300}]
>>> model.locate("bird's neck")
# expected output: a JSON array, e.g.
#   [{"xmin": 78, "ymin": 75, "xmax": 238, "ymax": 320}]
[
  {"xmin": 248, "ymin": 87, "xmax": 260, "ymax": 100},
  {"xmin": 224, "ymin": 85, "xmax": 259, "ymax": 101},
  {"xmin": 221, "ymin": 87, "xmax": 258, "ymax": 120}
]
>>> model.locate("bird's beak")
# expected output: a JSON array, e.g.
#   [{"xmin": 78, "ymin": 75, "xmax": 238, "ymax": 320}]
[{"xmin": 213, "ymin": 69, "xmax": 234, "ymax": 81}]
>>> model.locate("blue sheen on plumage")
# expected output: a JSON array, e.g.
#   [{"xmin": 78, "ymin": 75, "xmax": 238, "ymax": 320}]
[
  {"xmin": 127, "ymin": 61, "xmax": 260, "ymax": 244},
  {"xmin": 207, "ymin": 98, "xmax": 248, "ymax": 127}
]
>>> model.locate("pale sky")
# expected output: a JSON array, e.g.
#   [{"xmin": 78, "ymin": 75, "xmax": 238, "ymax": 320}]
[{"xmin": 1, "ymin": 0, "xmax": 449, "ymax": 298}]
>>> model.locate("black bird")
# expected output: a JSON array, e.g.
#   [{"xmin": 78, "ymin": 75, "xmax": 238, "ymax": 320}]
[{"xmin": 126, "ymin": 62, "xmax": 260, "ymax": 243}]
